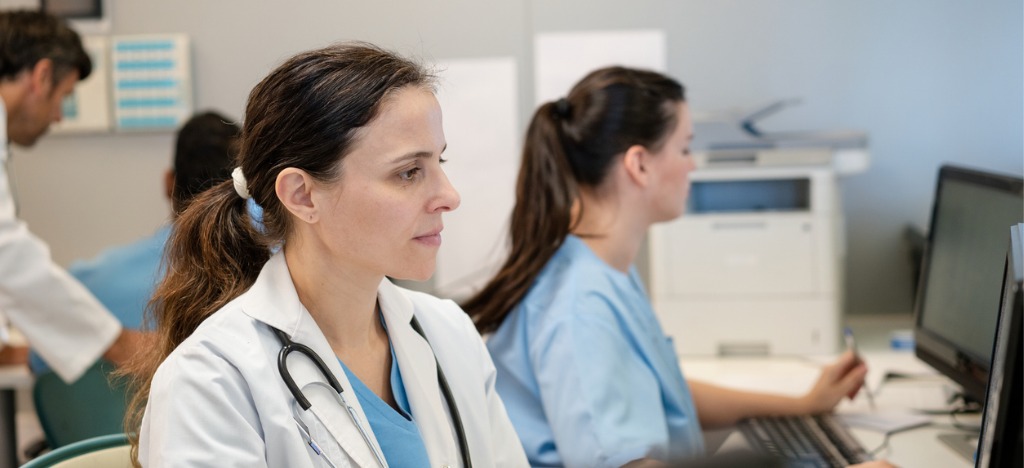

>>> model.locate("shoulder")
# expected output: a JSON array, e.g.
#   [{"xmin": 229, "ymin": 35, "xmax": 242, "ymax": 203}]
[
  {"xmin": 152, "ymin": 303, "xmax": 268, "ymax": 389},
  {"xmin": 142, "ymin": 303, "xmax": 269, "ymax": 463},
  {"xmin": 147, "ymin": 302, "xmax": 276, "ymax": 435},
  {"xmin": 519, "ymin": 241, "xmax": 624, "ymax": 328}
]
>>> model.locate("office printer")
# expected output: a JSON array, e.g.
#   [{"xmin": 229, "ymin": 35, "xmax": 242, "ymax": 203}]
[{"xmin": 648, "ymin": 100, "xmax": 868, "ymax": 355}]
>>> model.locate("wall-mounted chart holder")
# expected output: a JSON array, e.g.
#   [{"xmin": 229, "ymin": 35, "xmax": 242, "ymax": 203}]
[{"xmin": 110, "ymin": 34, "xmax": 193, "ymax": 132}]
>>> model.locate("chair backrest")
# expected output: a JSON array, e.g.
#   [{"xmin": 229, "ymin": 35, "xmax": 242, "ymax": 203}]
[
  {"xmin": 20, "ymin": 433, "xmax": 130, "ymax": 468},
  {"xmin": 32, "ymin": 360, "xmax": 128, "ymax": 448}
]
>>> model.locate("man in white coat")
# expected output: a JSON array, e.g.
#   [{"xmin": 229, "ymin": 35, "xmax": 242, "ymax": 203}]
[{"xmin": 0, "ymin": 10, "xmax": 142, "ymax": 383}]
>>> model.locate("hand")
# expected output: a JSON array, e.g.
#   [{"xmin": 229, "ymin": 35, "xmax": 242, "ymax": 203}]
[
  {"xmin": 101, "ymin": 329, "xmax": 153, "ymax": 369},
  {"xmin": 800, "ymin": 350, "xmax": 868, "ymax": 414}
]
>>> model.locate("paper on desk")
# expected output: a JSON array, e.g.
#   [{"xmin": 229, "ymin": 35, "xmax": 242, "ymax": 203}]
[{"xmin": 837, "ymin": 412, "xmax": 931, "ymax": 434}]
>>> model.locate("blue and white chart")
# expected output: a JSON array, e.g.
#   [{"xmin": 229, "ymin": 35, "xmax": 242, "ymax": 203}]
[{"xmin": 110, "ymin": 34, "xmax": 193, "ymax": 131}]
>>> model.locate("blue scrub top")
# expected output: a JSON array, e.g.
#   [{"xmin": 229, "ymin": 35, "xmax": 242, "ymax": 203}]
[
  {"xmin": 338, "ymin": 343, "xmax": 429, "ymax": 467},
  {"xmin": 487, "ymin": 234, "xmax": 705, "ymax": 467}
]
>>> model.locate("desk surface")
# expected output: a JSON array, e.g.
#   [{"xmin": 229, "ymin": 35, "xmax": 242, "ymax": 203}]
[
  {"xmin": 0, "ymin": 366, "xmax": 30, "ymax": 390},
  {"xmin": 679, "ymin": 314, "xmax": 976, "ymax": 468}
]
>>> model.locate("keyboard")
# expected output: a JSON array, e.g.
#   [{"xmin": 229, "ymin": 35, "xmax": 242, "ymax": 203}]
[{"xmin": 738, "ymin": 414, "xmax": 871, "ymax": 468}]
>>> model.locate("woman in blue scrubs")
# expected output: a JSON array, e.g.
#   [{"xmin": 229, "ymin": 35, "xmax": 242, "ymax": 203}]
[{"xmin": 463, "ymin": 66, "xmax": 885, "ymax": 468}]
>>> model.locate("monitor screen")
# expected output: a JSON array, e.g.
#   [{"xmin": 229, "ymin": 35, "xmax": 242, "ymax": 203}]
[
  {"xmin": 41, "ymin": 0, "xmax": 103, "ymax": 20},
  {"xmin": 913, "ymin": 165, "xmax": 1024, "ymax": 402},
  {"xmin": 975, "ymin": 224, "xmax": 1022, "ymax": 468}
]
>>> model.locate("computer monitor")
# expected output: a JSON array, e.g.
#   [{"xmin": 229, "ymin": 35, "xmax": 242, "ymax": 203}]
[
  {"xmin": 975, "ymin": 224, "xmax": 1023, "ymax": 468},
  {"xmin": 913, "ymin": 165, "xmax": 1024, "ymax": 403}
]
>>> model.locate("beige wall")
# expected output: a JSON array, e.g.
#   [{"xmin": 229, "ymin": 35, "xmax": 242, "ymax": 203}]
[{"xmin": 2, "ymin": 0, "xmax": 1022, "ymax": 315}]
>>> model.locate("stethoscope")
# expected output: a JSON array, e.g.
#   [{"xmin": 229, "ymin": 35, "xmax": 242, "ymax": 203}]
[{"xmin": 272, "ymin": 315, "xmax": 472, "ymax": 468}]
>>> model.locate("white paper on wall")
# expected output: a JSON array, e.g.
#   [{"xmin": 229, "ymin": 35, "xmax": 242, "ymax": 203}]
[
  {"xmin": 51, "ymin": 35, "xmax": 111, "ymax": 134},
  {"xmin": 534, "ymin": 29, "xmax": 667, "ymax": 106},
  {"xmin": 432, "ymin": 57, "xmax": 519, "ymax": 301},
  {"xmin": 110, "ymin": 34, "xmax": 193, "ymax": 131}
]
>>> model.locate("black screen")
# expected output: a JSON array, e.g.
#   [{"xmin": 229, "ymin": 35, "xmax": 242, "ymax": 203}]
[
  {"xmin": 975, "ymin": 224, "xmax": 1023, "ymax": 468},
  {"xmin": 913, "ymin": 165, "xmax": 1023, "ymax": 402}
]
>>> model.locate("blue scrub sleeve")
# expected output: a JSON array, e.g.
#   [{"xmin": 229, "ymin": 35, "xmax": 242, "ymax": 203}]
[{"xmin": 529, "ymin": 302, "xmax": 670, "ymax": 468}]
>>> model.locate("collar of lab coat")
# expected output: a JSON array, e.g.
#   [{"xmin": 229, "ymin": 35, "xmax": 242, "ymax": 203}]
[
  {"xmin": 378, "ymin": 278, "xmax": 462, "ymax": 467},
  {"xmin": 240, "ymin": 251, "xmax": 461, "ymax": 467}
]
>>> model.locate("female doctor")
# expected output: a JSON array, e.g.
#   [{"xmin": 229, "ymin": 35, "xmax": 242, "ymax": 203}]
[{"xmin": 124, "ymin": 43, "xmax": 528, "ymax": 467}]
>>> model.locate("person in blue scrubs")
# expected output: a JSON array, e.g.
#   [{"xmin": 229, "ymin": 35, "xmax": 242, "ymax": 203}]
[
  {"xmin": 463, "ymin": 67, "xmax": 889, "ymax": 468},
  {"xmin": 28, "ymin": 111, "xmax": 240, "ymax": 374}
]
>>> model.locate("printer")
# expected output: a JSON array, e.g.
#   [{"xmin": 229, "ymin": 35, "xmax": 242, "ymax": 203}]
[{"xmin": 648, "ymin": 100, "xmax": 868, "ymax": 355}]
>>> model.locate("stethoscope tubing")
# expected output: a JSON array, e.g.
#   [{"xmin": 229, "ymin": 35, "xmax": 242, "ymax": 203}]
[
  {"xmin": 409, "ymin": 316, "xmax": 473, "ymax": 468},
  {"xmin": 274, "ymin": 316, "xmax": 472, "ymax": 467}
]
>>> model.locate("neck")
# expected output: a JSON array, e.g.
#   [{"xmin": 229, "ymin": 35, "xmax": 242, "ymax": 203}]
[
  {"xmin": 572, "ymin": 187, "xmax": 650, "ymax": 272},
  {"xmin": 283, "ymin": 237, "xmax": 385, "ymax": 353}
]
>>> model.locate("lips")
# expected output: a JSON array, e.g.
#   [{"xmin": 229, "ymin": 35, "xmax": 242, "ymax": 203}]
[{"xmin": 414, "ymin": 227, "xmax": 443, "ymax": 247}]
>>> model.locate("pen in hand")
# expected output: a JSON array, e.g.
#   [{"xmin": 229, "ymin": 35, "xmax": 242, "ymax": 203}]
[{"xmin": 843, "ymin": 327, "xmax": 876, "ymax": 410}]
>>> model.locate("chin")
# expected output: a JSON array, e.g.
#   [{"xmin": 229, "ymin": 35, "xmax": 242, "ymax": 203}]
[
  {"xmin": 388, "ymin": 262, "xmax": 437, "ymax": 283},
  {"xmin": 653, "ymin": 206, "xmax": 686, "ymax": 224}
]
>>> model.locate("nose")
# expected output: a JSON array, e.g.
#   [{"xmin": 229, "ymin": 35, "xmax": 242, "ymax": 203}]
[
  {"xmin": 684, "ymin": 153, "xmax": 697, "ymax": 173},
  {"xmin": 430, "ymin": 168, "xmax": 461, "ymax": 213}
]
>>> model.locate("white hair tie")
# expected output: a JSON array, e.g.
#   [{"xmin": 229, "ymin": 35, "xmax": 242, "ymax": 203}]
[{"xmin": 231, "ymin": 167, "xmax": 251, "ymax": 200}]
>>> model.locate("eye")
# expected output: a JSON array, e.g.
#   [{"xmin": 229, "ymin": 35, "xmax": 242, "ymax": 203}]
[
  {"xmin": 439, "ymin": 157, "xmax": 448, "ymax": 164},
  {"xmin": 398, "ymin": 166, "xmax": 422, "ymax": 182}
]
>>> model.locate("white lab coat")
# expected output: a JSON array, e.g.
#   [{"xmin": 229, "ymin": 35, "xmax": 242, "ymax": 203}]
[
  {"xmin": 0, "ymin": 101, "xmax": 120, "ymax": 382},
  {"xmin": 140, "ymin": 252, "xmax": 529, "ymax": 467}
]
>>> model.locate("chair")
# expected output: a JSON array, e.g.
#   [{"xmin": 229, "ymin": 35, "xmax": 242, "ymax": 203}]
[
  {"xmin": 32, "ymin": 360, "xmax": 128, "ymax": 449},
  {"xmin": 20, "ymin": 433, "xmax": 130, "ymax": 468}
]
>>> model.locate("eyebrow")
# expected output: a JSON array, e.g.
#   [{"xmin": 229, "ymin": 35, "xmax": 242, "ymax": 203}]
[{"xmin": 389, "ymin": 144, "xmax": 448, "ymax": 164}]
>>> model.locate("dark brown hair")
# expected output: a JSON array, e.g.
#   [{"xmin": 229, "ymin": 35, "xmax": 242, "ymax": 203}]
[
  {"xmin": 171, "ymin": 110, "xmax": 240, "ymax": 215},
  {"xmin": 122, "ymin": 43, "xmax": 433, "ymax": 463},
  {"xmin": 462, "ymin": 66, "xmax": 684, "ymax": 334},
  {"xmin": 0, "ymin": 10, "xmax": 91, "ymax": 83}
]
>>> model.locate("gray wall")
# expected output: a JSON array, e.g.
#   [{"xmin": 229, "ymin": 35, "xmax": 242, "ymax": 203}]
[{"xmin": 4, "ymin": 0, "xmax": 1022, "ymax": 315}]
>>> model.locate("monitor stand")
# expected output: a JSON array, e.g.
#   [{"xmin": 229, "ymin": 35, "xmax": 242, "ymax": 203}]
[{"xmin": 937, "ymin": 432, "xmax": 978, "ymax": 463}]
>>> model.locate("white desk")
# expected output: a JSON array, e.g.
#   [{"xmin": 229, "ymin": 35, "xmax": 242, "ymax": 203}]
[
  {"xmin": 0, "ymin": 365, "xmax": 32, "ymax": 468},
  {"xmin": 680, "ymin": 348, "xmax": 977, "ymax": 467}
]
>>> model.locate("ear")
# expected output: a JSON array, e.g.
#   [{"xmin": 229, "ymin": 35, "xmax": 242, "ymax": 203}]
[
  {"xmin": 621, "ymin": 144, "xmax": 651, "ymax": 187},
  {"xmin": 28, "ymin": 59, "xmax": 55, "ymax": 95},
  {"xmin": 275, "ymin": 168, "xmax": 318, "ymax": 224}
]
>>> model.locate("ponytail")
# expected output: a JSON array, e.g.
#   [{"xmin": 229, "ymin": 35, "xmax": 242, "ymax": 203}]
[
  {"xmin": 463, "ymin": 66, "xmax": 685, "ymax": 334},
  {"xmin": 463, "ymin": 102, "xmax": 577, "ymax": 334},
  {"xmin": 122, "ymin": 179, "xmax": 269, "ymax": 463}
]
